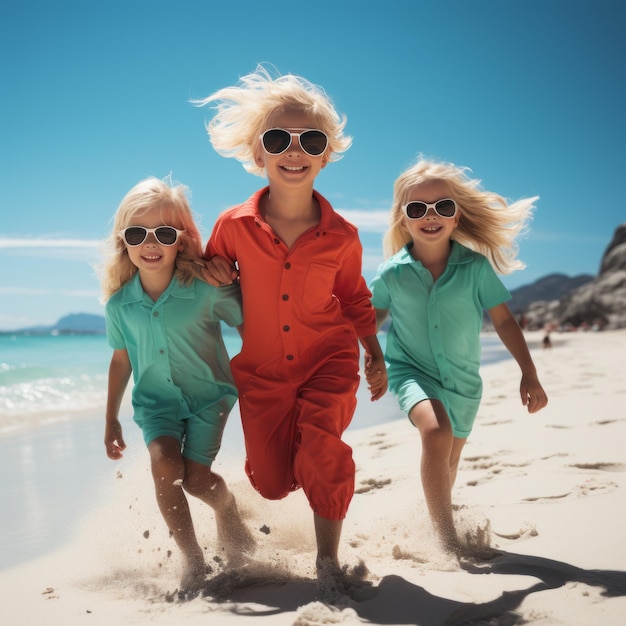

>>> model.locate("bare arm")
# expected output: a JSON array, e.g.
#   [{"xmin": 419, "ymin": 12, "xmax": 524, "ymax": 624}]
[
  {"xmin": 359, "ymin": 334, "xmax": 388, "ymax": 401},
  {"xmin": 375, "ymin": 308, "xmax": 389, "ymax": 332},
  {"xmin": 204, "ymin": 255, "xmax": 239, "ymax": 286},
  {"xmin": 104, "ymin": 349, "xmax": 132, "ymax": 460},
  {"xmin": 488, "ymin": 303, "xmax": 548, "ymax": 413}
]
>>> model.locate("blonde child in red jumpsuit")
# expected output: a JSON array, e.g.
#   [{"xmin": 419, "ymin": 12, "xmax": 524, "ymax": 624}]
[{"xmin": 194, "ymin": 65, "xmax": 388, "ymax": 584}]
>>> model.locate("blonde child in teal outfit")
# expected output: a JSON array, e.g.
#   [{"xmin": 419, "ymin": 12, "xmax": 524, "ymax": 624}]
[
  {"xmin": 100, "ymin": 177, "xmax": 254, "ymax": 591},
  {"xmin": 370, "ymin": 158, "xmax": 548, "ymax": 554}
]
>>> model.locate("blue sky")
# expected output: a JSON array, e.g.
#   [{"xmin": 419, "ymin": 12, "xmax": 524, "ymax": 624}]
[{"xmin": 1, "ymin": 0, "xmax": 624, "ymax": 330}]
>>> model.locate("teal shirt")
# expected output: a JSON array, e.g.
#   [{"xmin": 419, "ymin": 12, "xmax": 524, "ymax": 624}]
[
  {"xmin": 370, "ymin": 241, "xmax": 510, "ymax": 431},
  {"xmin": 105, "ymin": 273, "xmax": 242, "ymax": 422}
]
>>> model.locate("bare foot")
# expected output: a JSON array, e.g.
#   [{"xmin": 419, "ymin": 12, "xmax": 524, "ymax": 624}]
[
  {"xmin": 316, "ymin": 557, "xmax": 373, "ymax": 603},
  {"xmin": 441, "ymin": 534, "xmax": 463, "ymax": 556},
  {"xmin": 440, "ymin": 527, "xmax": 501, "ymax": 561},
  {"xmin": 180, "ymin": 554, "xmax": 207, "ymax": 593},
  {"xmin": 216, "ymin": 493, "xmax": 256, "ymax": 564}
]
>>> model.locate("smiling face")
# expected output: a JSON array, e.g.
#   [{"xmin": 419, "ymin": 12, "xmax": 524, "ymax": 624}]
[
  {"xmin": 403, "ymin": 180, "xmax": 460, "ymax": 249},
  {"xmin": 255, "ymin": 108, "xmax": 329, "ymax": 189},
  {"xmin": 123, "ymin": 204, "xmax": 182, "ymax": 281}
]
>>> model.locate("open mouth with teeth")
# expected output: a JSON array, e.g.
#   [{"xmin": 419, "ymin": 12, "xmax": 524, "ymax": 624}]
[{"xmin": 281, "ymin": 164, "xmax": 306, "ymax": 172}]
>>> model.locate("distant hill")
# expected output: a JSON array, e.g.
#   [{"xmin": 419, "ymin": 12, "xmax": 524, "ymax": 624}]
[
  {"xmin": 54, "ymin": 313, "xmax": 106, "ymax": 333},
  {"xmin": 2, "ymin": 312, "xmax": 242, "ymax": 336},
  {"xmin": 507, "ymin": 273, "xmax": 594, "ymax": 314},
  {"xmin": 2, "ymin": 313, "xmax": 106, "ymax": 335}
]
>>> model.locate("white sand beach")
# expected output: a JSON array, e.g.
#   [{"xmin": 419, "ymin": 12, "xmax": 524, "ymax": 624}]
[{"xmin": 2, "ymin": 330, "xmax": 625, "ymax": 625}]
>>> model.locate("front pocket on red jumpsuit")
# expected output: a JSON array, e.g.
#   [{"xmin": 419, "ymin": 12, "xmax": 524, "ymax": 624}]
[{"xmin": 301, "ymin": 263, "xmax": 337, "ymax": 309}]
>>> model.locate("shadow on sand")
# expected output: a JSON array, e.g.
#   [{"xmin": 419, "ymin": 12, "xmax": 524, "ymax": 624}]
[{"xmin": 198, "ymin": 550, "xmax": 626, "ymax": 625}]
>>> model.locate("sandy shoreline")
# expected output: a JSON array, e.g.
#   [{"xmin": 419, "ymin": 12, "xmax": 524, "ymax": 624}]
[{"xmin": 2, "ymin": 330, "xmax": 625, "ymax": 625}]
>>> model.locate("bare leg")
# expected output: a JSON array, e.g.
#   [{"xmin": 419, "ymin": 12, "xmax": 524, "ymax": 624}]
[
  {"xmin": 314, "ymin": 514, "xmax": 342, "ymax": 570},
  {"xmin": 449, "ymin": 436, "xmax": 467, "ymax": 489},
  {"xmin": 148, "ymin": 437, "xmax": 205, "ymax": 589},
  {"xmin": 314, "ymin": 513, "xmax": 352, "ymax": 598},
  {"xmin": 313, "ymin": 513, "xmax": 371, "ymax": 600},
  {"xmin": 409, "ymin": 400, "xmax": 460, "ymax": 553},
  {"xmin": 184, "ymin": 459, "xmax": 256, "ymax": 563}
]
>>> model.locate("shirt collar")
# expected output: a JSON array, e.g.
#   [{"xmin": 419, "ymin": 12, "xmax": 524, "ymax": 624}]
[
  {"xmin": 396, "ymin": 240, "xmax": 473, "ymax": 266},
  {"xmin": 232, "ymin": 186, "xmax": 349, "ymax": 235},
  {"xmin": 120, "ymin": 272, "xmax": 194, "ymax": 305}
]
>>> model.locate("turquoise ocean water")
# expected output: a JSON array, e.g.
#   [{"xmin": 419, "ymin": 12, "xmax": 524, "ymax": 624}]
[
  {"xmin": 0, "ymin": 331, "xmax": 509, "ymax": 570},
  {"xmin": 0, "ymin": 331, "xmax": 508, "ymax": 435}
]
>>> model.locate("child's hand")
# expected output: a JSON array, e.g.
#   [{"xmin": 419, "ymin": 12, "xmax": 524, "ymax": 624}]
[
  {"xmin": 104, "ymin": 419, "xmax": 127, "ymax": 460},
  {"xmin": 364, "ymin": 352, "xmax": 388, "ymax": 401},
  {"xmin": 520, "ymin": 372, "xmax": 548, "ymax": 413},
  {"xmin": 204, "ymin": 255, "xmax": 239, "ymax": 286}
]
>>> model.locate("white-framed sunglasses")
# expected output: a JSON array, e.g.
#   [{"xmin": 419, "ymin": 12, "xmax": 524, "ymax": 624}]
[
  {"xmin": 402, "ymin": 198, "xmax": 457, "ymax": 220},
  {"xmin": 260, "ymin": 128, "xmax": 328, "ymax": 156},
  {"xmin": 119, "ymin": 226, "xmax": 184, "ymax": 247}
]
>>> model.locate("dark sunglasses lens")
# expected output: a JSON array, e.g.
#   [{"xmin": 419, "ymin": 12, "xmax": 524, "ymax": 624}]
[
  {"xmin": 300, "ymin": 130, "xmax": 327, "ymax": 155},
  {"xmin": 405, "ymin": 202, "xmax": 428, "ymax": 219},
  {"xmin": 436, "ymin": 200, "xmax": 456, "ymax": 217},
  {"xmin": 262, "ymin": 129, "xmax": 291, "ymax": 154},
  {"xmin": 155, "ymin": 227, "xmax": 178, "ymax": 245},
  {"xmin": 124, "ymin": 227, "xmax": 147, "ymax": 245}
]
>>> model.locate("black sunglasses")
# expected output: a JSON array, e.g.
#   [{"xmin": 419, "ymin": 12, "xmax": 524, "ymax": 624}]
[
  {"xmin": 119, "ymin": 226, "xmax": 184, "ymax": 247},
  {"xmin": 260, "ymin": 128, "xmax": 328, "ymax": 156},
  {"xmin": 402, "ymin": 199, "xmax": 457, "ymax": 220}
]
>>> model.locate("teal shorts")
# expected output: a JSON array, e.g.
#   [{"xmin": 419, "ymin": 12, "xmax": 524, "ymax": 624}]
[
  {"xmin": 392, "ymin": 373, "xmax": 480, "ymax": 439},
  {"xmin": 136, "ymin": 404, "xmax": 230, "ymax": 467}
]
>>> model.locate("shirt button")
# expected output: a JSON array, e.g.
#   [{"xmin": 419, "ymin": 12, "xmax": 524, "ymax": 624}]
[
  {"xmin": 283, "ymin": 325, "xmax": 290, "ymax": 332},
  {"xmin": 282, "ymin": 294, "xmax": 289, "ymax": 301},
  {"xmin": 153, "ymin": 311, "xmax": 159, "ymax": 317},
  {"xmin": 160, "ymin": 349, "xmax": 165, "ymax": 355},
  {"xmin": 286, "ymin": 354, "xmax": 294, "ymax": 361},
  {"xmin": 274, "ymin": 238, "xmax": 280, "ymax": 244},
  {"xmin": 284, "ymin": 262, "xmax": 291, "ymax": 269}
]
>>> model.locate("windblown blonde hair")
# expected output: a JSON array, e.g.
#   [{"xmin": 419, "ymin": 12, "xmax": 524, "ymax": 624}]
[
  {"xmin": 383, "ymin": 158, "xmax": 538, "ymax": 274},
  {"xmin": 192, "ymin": 64, "xmax": 352, "ymax": 176},
  {"xmin": 97, "ymin": 177, "xmax": 205, "ymax": 301}
]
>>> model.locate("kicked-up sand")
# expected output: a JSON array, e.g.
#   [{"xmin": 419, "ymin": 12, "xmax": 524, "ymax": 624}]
[{"xmin": 1, "ymin": 330, "xmax": 625, "ymax": 625}]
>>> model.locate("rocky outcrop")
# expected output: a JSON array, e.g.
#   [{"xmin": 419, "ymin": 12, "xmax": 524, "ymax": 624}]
[
  {"xmin": 556, "ymin": 224, "xmax": 626, "ymax": 329},
  {"xmin": 522, "ymin": 223, "xmax": 626, "ymax": 330}
]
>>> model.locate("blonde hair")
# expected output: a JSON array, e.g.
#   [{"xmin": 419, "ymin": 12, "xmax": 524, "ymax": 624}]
[
  {"xmin": 97, "ymin": 177, "xmax": 205, "ymax": 301},
  {"xmin": 192, "ymin": 64, "xmax": 352, "ymax": 176},
  {"xmin": 383, "ymin": 158, "xmax": 538, "ymax": 274}
]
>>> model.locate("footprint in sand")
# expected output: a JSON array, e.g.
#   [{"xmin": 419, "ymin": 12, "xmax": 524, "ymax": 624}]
[
  {"xmin": 478, "ymin": 418, "xmax": 514, "ymax": 426},
  {"xmin": 367, "ymin": 434, "xmax": 397, "ymax": 452},
  {"xmin": 522, "ymin": 477, "xmax": 618, "ymax": 502},
  {"xmin": 354, "ymin": 478, "xmax": 392, "ymax": 494},
  {"xmin": 462, "ymin": 455, "xmax": 529, "ymax": 487},
  {"xmin": 570, "ymin": 462, "xmax": 626, "ymax": 472},
  {"xmin": 540, "ymin": 452, "xmax": 569, "ymax": 461},
  {"xmin": 391, "ymin": 543, "xmax": 428, "ymax": 564},
  {"xmin": 592, "ymin": 418, "xmax": 626, "ymax": 426},
  {"xmin": 493, "ymin": 523, "xmax": 538, "ymax": 541}
]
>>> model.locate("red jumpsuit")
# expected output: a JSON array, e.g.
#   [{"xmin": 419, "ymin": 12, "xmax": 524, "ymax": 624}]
[{"xmin": 206, "ymin": 187, "xmax": 376, "ymax": 520}]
